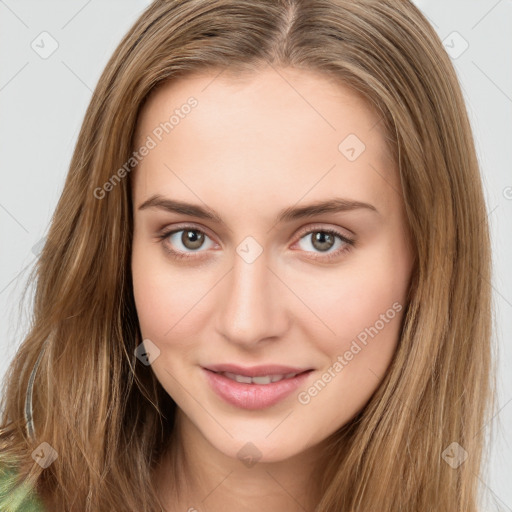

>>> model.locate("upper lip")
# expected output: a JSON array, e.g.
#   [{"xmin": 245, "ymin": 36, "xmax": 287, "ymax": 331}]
[{"xmin": 203, "ymin": 364, "xmax": 313, "ymax": 377}]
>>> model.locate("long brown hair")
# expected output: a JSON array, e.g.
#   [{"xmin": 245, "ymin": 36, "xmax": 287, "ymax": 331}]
[{"xmin": 0, "ymin": 0, "xmax": 495, "ymax": 510}]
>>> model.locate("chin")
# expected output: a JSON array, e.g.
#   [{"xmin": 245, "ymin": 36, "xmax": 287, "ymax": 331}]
[{"xmin": 210, "ymin": 432, "xmax": 309, "ymax": 466}]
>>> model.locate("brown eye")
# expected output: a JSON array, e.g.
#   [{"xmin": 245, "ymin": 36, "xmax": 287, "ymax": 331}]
[
  {"xmin": 310, "ymin": 231, "xmax": 336, "ymax": 252},
  {"xmin": 160, "ymin": 227, "xmax": 216, "ymax": 257},
  {"xmin": 180, "ymin": 229, "xmax": 205, "ymax": 250},
  {"xmin": 294, "ymin": 227, "xmax": 355, "ymax": 262}
]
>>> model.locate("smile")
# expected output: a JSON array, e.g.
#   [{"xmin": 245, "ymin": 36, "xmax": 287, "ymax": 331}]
[
  {"xmin": 217, "ymin": 371, "xmax": 300, "ymax": 384},
  {"xmin": 202, "ymin": 368, "xmax": 314, "ymax": 410}
]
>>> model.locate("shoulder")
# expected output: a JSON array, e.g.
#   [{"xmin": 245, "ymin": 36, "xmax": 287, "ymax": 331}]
[{"xmin": 0, "ymin": 466, "xmax": 46, "ymax": 512}]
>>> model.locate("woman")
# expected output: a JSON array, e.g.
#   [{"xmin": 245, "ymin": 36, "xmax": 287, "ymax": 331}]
[{"xmin": 0, "ymin": 0, "xmax": 495, "ymax": 510}]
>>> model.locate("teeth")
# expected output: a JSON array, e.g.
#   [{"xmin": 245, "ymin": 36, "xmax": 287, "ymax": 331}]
[
  {"xmin": 252, "ymin": 375, "xmax": 272, "ymax": 384},
  {"xmin": 221, "ymin": 372, "xmax": 298, "ymax": 384},
  {"xmin": 231, "ymin": 373, "xmax": 252, "ymax": 384}
]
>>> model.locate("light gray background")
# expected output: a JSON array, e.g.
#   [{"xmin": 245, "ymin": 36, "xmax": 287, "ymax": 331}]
[{"xmin": 0, "ymin": 1, "xmax": 510, "ymax": 510}]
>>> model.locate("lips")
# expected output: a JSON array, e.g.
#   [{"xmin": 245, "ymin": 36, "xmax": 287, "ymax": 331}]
[
  {"xmin": 203, "ymin": 363, "xmax": 312, "ymax": 378},
  {"xmin": 201, "ymin": 365, "xmax": 314, "ymax": 410},
  {"xmin": 220, "ymin": 372, "xmax": 299, "ymax": 384}
]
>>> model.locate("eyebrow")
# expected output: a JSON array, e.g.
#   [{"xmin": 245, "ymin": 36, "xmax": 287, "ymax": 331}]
[{"xmin": 137, "ymin": 194, "xmax": 380, "ymax": 224}]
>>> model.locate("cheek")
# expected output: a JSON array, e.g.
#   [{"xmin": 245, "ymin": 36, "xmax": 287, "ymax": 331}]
[
  {"xmin": 132, "ymin": 250, "xmax": 169, "ymax": 339},
  {"xmin": 131, "ymin": 244, "xmax": 214, "ymax": 345},
  {"xmin": 297, "ymin": 244, "xmax": 410, "ymax": 367},
  {"xmin": 303, "ymin": 276, "xmax": 403, "ymax": 359},
  {"xmin": 293, "ymin": 264, "xmax": 408, "ymax": 428}
]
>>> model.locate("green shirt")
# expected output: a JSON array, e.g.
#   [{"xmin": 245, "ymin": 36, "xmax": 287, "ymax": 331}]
[{"xmin": 0, "ymin": 468, "xmax": 45, "ymax": 512}]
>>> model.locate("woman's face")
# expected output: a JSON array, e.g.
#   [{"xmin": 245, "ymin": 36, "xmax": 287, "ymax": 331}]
[{"xmin": 131, "ymin": 66, "xmax": 414, "ymax": 462}]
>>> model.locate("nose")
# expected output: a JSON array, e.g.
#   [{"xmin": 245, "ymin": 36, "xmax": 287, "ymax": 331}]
[{"xmin": 215, "ymin": 248, "xmax": 290, "ymax": 348}]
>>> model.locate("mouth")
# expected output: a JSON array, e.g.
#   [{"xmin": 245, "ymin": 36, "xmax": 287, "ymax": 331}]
[
  {"xmin": 203, "ymin": 363, "xmax": 314, "ymax": 378},
  {"xmin": 205, "ymin": 369, "xmax": 312, "ymax": 385},
  {"xmin": 201, "ymin": 366, "xmax": 314, "ymax": 410}
]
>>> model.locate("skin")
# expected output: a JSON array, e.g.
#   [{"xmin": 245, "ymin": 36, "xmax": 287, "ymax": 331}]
[{"xmin": 131, "ymin": 65, "xmax": 415, "ymax": 511}]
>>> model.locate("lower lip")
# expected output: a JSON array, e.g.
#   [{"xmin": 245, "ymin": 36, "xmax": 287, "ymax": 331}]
[{"xmin": 202, "ymin": 368, "xmax": 313, "ymax": 410}]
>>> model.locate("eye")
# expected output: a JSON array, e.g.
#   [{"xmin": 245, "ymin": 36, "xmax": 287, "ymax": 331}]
[
  {"xmin": 158, "ymin": 226, "xmax": 216, "ymax": 259},
  {"xmin": 293, "ymin": 226, "xmax": 355, "ymax": 261}
]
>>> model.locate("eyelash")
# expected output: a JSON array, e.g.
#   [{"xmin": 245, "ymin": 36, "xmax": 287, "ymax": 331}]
[{"xmin": 156, "ymin": 224, "xmax": 355, "ymax": 262}]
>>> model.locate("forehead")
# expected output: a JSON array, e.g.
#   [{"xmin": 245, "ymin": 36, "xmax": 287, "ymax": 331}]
[{"xmin": 132, "ymin": 66, "xmax": 400, "ymax": 218}]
